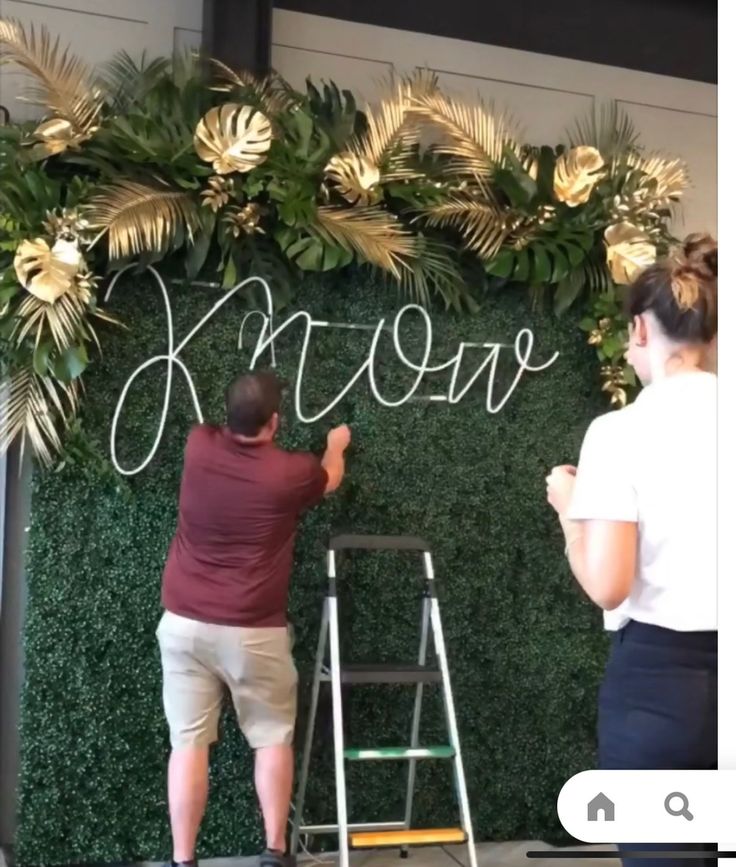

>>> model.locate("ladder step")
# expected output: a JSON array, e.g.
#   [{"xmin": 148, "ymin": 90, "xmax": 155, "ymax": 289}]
[
  {"xmin": 351, "ymin": 828, "xmax": 467, "ymax": 848},
  {"xmin": 340, "ymin": 663, "xmax": 441, "ymax": 684},
  {"xmin": 344, "ymin": 745, "xmax": 455, "ymax": 761}
]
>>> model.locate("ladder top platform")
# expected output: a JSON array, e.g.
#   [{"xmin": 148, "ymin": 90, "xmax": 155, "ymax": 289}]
[{"xmin": 329, "ymin": 534, "xmax": 431, "ymax": 552}]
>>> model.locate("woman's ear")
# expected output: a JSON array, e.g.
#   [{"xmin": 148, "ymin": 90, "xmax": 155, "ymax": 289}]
[
  {"xmin": 632, "ymin": 314, "xmax": 648, "ymax": 347},
  {"xmin": 703, "ymin": 336, "xmax": 718, "ymax": 373}
]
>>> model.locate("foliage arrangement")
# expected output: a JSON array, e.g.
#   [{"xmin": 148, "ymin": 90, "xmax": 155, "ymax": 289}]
[
  {"xmin": 18, "ymin": 274, "xmax": 606, "ymax": 865},
  {"xmin": 0, "ymin": 19, "xmax": 688, "ymax": 464}
]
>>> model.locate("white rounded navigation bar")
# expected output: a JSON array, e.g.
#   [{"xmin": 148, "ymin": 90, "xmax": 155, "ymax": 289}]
[{"xmin": 558, "ymin": 770, "xmax": 735, "ymax": 843}]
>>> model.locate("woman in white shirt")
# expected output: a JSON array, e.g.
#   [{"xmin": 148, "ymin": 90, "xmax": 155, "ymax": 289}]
[{"xmin": 546, "ymin": 234, "xmax": 717, "ymax": 867}]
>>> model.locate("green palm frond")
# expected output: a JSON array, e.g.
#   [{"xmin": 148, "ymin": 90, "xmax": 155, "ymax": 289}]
[
  {"xmin": 412, "ymin": 91, "xmax": 522, "ymax": 178},
  {"xmin": 396, "ymin": 237, "xmax": 470, "ymax": 309},
  {"xmin": 85, "ymin": 180, "xmax": 201, "ymax": 260},
  {"xmin": 568, "ymin": 101, "xmax": 638, "ymax": 159},
  {"xmin": 314, "ymin": 206, "xmax": 414, "ymax": 278},
  {"xmin": 0, "ymin": 366, "xmax": 79, "ymax": 466},
  {"xmin": 97, "ymin": 51, "xmax": 171, "ymax": 111},
  {"xmin": 423, "ymin": 196, "xmax": 510, "ymax": 260},
  {"xmin": 0, "ymin": 18, "xmax": 102, "ymax": 134},
  {"xmin": 207, "ymin": 57, "xmax": 296, "ymax": 117}
]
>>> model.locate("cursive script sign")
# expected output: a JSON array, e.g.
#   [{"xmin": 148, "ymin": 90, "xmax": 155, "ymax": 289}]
[{"xmin": 106, "ymin": 266, "xmax": 559, "ymax": 476}]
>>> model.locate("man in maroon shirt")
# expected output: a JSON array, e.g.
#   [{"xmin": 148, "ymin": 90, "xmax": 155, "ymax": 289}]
[{"xmin": 157, "ymin": 371, "xmax": 350, "ymax": 867}]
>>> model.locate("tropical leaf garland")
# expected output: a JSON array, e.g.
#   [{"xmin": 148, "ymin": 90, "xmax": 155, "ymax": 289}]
[{"xmin": 0, "ymin": 18, "xmax": 694, "ymax": 462}]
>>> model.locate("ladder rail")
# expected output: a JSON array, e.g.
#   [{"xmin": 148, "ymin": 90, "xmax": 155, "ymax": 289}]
[
  {"xmin": 290, "ymin": 598, "xmax": 329, "ymax": 856},
  {"xmin": 403, "ymin": 593, "xmax": 431, "ymax": 834},
  {"xmin": 430, "ymin": 592, "xmax": 479, "ymax": 867},
  {"xmin": 328, "ymin": 547, "xmax": 350, "ymax": 867}
]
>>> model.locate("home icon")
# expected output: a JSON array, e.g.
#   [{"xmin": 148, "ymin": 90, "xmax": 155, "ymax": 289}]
[{"xmin": 587, "ymin": 792, "xmax": 615, "ymax": 822}]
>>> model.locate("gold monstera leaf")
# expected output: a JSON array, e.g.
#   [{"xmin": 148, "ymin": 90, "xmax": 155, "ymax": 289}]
[
  {"xmin": 31, "ymin": 117, "xmax": 88, "ymax": 156},
  {"xmin": 325, "ymin": 153, "xmax": 381, "ymax": 205},
  {"xmin": 14, "ymin": 237, "xmax": 82, "ymax": 304},
  {"xmin": 194, "ymin": 103, "xmax": 272, "ymax": 174},
  {"xmin": 604, "ymin": 222, "xmax": 656, "ymax": 285},
  {"xmin": 553, "ymin": 146, "xmax": 605, "ymax": 206}
]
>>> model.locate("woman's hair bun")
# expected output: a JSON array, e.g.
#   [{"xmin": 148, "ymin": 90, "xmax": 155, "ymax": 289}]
[
  {"xmin": 682, "ymin": 232, "xmax": 717, "ymax": 280},
  {"xmin": 670, "ymin": 233, "xmax": 717, "ymax": 310}
]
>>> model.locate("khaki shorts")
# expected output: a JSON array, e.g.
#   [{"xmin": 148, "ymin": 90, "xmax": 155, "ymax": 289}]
[{"xmin": 156, "ymin": 611, "xmax": 298, "ymax": 749}]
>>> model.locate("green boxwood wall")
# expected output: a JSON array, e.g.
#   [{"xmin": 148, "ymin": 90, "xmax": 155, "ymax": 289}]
[{"xmin": 17, "ymin": 272, "xmax": 608, "ymax": 865}]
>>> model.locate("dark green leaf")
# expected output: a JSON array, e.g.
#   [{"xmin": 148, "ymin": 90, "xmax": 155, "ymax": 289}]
[
  {"xmin": 485, "ymin": 248, "xmax": 514, "ymax": 279},
  {"xmin": 52, "ymin": 344, "xmax": 88, "ymax": 383},
  {"xmin": 33, "ymin": 341, "xmax": 53, "ymax": 376},
  {"xmin": 185, "ymin": 212, "xmax": 215, "ymax": 281},
  {"xmin": 554, "ymin": 269, "xmax": 585, "ymax": 316},
  {"xmin": 531, "ymin": 247, "xmax": 552, "ymax": 285},
  {"xmin": 513, "ymin": 249, "xmax": 530, "ymax": 283}
]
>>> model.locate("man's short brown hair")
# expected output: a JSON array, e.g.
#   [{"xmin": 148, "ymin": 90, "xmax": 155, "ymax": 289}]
[{"xmin": 225, "ymin": 371, "xmax": 282, "ymax": 436}]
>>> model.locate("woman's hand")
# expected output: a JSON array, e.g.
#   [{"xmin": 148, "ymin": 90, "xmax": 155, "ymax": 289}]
[{"xmin": 546, "ymin": 465, "xmax": 577, "ymax": 517}]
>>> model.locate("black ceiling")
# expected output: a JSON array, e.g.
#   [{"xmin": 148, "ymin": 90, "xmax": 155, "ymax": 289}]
[{"xmin": 274, "ymin": 0, "xmax": 717, "ymax": 84}]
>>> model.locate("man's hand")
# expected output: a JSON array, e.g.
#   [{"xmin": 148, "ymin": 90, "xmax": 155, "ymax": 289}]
[
  {"xmin": 322, "ymin": 425, "xmax": 351, "ymax": 494},
  {"xmin": 327, "ymin": 424, "xmax": 351, "ymax": 452},
  {"xmin": 546, "ymin": 464, "xmax": 577, "ymax": 518}
]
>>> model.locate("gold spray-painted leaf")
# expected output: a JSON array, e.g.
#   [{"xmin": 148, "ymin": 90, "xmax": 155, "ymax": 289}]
[
  {"xmin": 0, "ymin": 366, "xmax": 79, "ymax": 466},
  {"xmin": 86, "ymin": 181, "xmax": 201, "ymax": 260},
  {"xmin": 0, "ymin": 19, "xmax": 102, "ymax": 136},
  {"xmin": 325, "ymin": 152, "xmax": 381, "ymax": 205},
  {"xmin": 604, "ymin": 222, "xmax": 656, "ymax": 285},
  {"xmin": 625, "ymin": 152, "xmax": 689, "ymax": 204},
  {"xmin": 30, "ymin": 117, "xmax": 89, "ymax": 156},
  {"xmin": 553, "ymin": 146, "xmax": 605, "ymax": 206},
  {"xmin": 194, "ymin": 103, "xmax": 272, "ymax": 174},
  {"xmin": 411, "ymin": 91, "xmax": 522, "ymax": 178},
  {"xmin": 14, "ymin": 237, "xmax": 82, "ymax": 304},
  {"xmin": 314, "ymin": 206, "xmax": 414, "ymax": 279}
]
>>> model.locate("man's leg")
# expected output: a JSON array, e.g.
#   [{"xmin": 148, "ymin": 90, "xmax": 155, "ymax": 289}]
[
  {"xmin": 225, "ymin": 626, "xmax": 298, "ymax": 859},
  {"xmin": 158, "ymin": 614, "xmax": 223, "ymax": 865},
  {"xmin": 169, "ymin": 747, "xmax": 210, "ymax": 863},
  {"xmin": 254, "ymin": 744, "xmax": 294, "ymax": 852}
]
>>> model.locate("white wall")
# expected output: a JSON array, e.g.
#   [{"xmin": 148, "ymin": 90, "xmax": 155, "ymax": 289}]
[
  {"xmin": 0, "ymin": 0, "xmax": 202, "ymax": 118},
  {"xmin": 0, "ymin": 3, "xmax": 717, "ymax": 233}
]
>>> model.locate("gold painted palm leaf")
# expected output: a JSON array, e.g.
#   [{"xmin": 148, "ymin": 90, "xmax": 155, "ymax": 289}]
[
  {"xmin": 0, "ymin": 367, "xmax": 79, "ymax": 466},
  {"xmin": 424, "ymin": 196, "xmax": 509, "ymax": 260},
  {"xmin": 625, "ymin": 152, "xmax": 689, "ymax": 205},
  {"xmin": 314, "ymin": 206, "xmax": 415, "ymax": 278},
  {"xmin": 350, "ymin": 70, "xmax": 437, "ymax": 180},
  {"xmin": 0, "ymin": 18, "xmax": 102, "ymax": 135},
  {"xmin": 86, "ymin": 181, "xmax": 201, "ymax": 260},
  {"xmin": 411, "ymin": 91, "xmax": 521, "ymax": 178},
  {"xmin": 13, "ymin": 291, "xmax": 88, "ymax": 352}
]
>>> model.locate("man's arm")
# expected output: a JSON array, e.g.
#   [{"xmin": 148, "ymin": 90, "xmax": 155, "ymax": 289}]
[{"xmin": 322, "ymin": 424, "xmax": 351, "ymax": 494}]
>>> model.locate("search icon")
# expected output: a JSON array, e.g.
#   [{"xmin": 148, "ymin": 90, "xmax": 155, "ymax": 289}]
[{"xmin": 665, "ymin": 792, "xmax": 694, "ymax": 821}]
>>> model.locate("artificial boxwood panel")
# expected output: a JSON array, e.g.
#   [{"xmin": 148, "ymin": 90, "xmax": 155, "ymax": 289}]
[{"xmin": 17, "ymin": 272, "xmax": 608, "ymax": 865}]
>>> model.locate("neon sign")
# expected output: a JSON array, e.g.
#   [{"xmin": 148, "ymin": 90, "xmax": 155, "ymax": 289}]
[{"xmin": 106, "ymin": 266, "xmax": 559, "ymax": 476}]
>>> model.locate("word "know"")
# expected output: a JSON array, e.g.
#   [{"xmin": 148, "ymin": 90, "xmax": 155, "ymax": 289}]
[{"xmin": 106, "ymin": 267, "xmax": 559, "ymax": 476}]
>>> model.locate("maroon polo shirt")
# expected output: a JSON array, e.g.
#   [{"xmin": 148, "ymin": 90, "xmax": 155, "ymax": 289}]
[{"xmin": 162, "ymin": 424, "xmax": 328, "ymax": 627}]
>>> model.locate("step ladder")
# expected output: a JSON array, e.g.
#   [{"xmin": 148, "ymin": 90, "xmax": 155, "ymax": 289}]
[{"xmin": 291, "ymin": 534, "xmax": 477, "ymax": 867}]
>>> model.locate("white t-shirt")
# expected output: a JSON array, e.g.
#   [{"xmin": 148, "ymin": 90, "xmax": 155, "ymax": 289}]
[{"xmin": 567, "ymin": 371, "xmax": 717, "ymax": 632}]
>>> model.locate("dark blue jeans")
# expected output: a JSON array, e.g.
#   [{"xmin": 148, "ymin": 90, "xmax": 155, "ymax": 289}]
[{"xmin": 598, "ymin": 621, "xmax": 717, "ymax": 867}]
